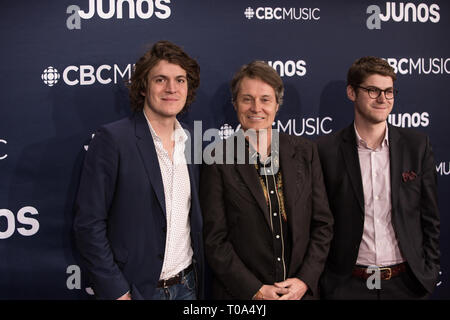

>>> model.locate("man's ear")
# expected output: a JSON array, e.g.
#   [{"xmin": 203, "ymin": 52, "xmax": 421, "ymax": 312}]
[{"xmin": 346, "ymin": 85, "xmax": 356, "ymax": 102}]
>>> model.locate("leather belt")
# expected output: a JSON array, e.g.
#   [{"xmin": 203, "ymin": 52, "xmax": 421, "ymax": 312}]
[
  {"xmin": 352, "ymin": 262, "xmax": 407, "ymax": 280},
  {"xmin": 157, "ymin": 264, "xmax": 193, "ymax": 288}
]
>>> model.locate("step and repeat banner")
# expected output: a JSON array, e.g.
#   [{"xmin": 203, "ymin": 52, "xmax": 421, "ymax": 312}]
[{"xmin": 1, "ymin": 0, "xmax": 449, "ymax": 299}]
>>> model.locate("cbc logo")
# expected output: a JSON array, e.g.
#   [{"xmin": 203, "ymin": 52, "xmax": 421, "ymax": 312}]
[
  {"xmin": 219, "ymin": 124, "xmax": 235, "ymax": 140},
  {"xmin": 41, "ymin": 64, "xmax": 132, "ymax": 87},
  {"xmin": 41, "ymin": 67, "xmax": 61, "ymax": 87},
  {"xmin": 0, "ymin": 206, "xmax": 40, "ymax": 239},
  {"xmin": 0, "ymin": 139, "xmax": 6, "ymax": 160}
]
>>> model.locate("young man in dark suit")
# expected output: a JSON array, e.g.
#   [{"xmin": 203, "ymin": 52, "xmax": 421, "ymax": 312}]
[
  {"xmin": 74, "ymin": 41, "xmax": 204, "ymax": 300},
  {"xmin": 317, "ymin": 56, "xmax": 440, "ymax": 300}
]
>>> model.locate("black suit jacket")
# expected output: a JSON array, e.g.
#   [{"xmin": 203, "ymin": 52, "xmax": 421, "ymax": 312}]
[
  {"xmin": 317, "ymin": 123, "xmax": 440, "ymax": 296},
  {"xmin": 200, "ymin": 131, "xmax": 333, "ymax": 299},
  {"xmin": 74, "ymin": 112, "xmax": 204, "ymax": 299}
]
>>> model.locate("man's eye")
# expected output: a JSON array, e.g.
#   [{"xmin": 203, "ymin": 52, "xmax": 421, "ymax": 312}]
[
  {"xmin": 369, "ymin": 88, "xmax": 380, "ymax": 94},
  {"xmin": 155, "ymin": 78, "xmax": 165, "ymax": 83}
]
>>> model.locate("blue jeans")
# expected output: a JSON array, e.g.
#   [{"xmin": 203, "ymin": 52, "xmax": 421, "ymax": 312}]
[{"xmin": 152, "ymin": 269, "xmax": 197, "ymax": 300}]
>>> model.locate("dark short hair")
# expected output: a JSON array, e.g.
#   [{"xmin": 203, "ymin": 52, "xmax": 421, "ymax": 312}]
[
  {"xmin": 347, "ymin": 56, "xmax": 396, "ymax": 90},
  {"xmin": 127, "ymin": 40, "xmax": 200, "ymax": 113},
  {"xmin": 231, "ymin": 60, "xmax": 284, "ymax": 106}
]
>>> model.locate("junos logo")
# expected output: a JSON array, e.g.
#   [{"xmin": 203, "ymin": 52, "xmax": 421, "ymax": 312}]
[
  {"xmin": 0, "ymin": 206, "xmax": 40, "ymax": 239},
  {"xmin": 366, "ymin": 2, "xmax": 440, "ymax": 29},
  {"xmin": 0, "ymin": 139, "xmax": 7, "ymax": 160},
  {"xmin": 67, "ymin": 0, "xmax": 172, "ymax": 30},
  {"xmin": 388, "ymin": 112, "xmax": 429, "ymax": 128},
  {"xmin": 41, "ymin": 63, "xmax": 133, "ymax": 87},
  {"xmin": 267, "ymin": 60, "xmax": 307, "ymax": 77},
  {"xmin": 244, "ymin": 7, "xmax": 320, "ymax": 21}
]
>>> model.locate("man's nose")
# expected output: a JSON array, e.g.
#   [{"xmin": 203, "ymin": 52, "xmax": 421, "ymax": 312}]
[
  {"xmin": 250, "ymin": 100, "xmax": 263, "ymax": 112},
  {"xmin": 165, "ymin": 79, "xmax": 177, "ymax": 92},
  {"xmin": 377, "ymin": 91, "xmax": 388, "ymax": 103}
]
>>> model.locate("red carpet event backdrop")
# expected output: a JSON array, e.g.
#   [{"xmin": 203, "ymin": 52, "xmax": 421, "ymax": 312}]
[{"xmin": 0, "ymin": 0, "xmax": 449, "ymax": 299}]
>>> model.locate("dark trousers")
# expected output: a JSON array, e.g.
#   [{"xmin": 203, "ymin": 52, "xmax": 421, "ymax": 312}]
[{"xmin": 325, "ymin": 266, "xmax": 429, "ymax": 300}]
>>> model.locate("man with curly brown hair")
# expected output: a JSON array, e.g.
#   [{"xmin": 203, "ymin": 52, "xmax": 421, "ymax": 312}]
[{"xmin": 74, "ymin": 41, "xmax": 204, "ymax": 300}]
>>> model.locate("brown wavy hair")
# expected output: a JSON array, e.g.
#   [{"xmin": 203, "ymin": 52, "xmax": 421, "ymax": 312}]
[
  {"xmin": 231, "ymin": 60, "xmax": 284, "ymax": 106},
  {"xmin": 347, "ymin": 56, "xmax": 396, "ymax": 90},
  {"xmin": 127, "ymin": 40, "xmax": 200, "ymax": 113}
]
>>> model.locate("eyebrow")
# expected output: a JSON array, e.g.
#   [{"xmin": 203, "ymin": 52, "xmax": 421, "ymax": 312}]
[
  {"xmin": 240, "ymin": 94, "xmax": 273, "ymax": 98},
  {"xmin": 364, "ymin": 85, "xmax": 394, "ymax": 90},
  {"xmin": 151, "ymin": 74, "xmax": 187, "ymax": 79}
]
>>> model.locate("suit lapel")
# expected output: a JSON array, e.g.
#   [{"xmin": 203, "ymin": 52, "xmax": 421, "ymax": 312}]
[
  {"xmin": 341, "ymin": 124, "xmax": 365, "ymax": 215},
  {"xmin": 388, "ymin": 124, "xmax": 402, "ymax": 215},
  {"xmin": 279, "ymin": 134, "xmax": 304, "ymax": 219},
  {"xmin": 231, "ymin": 131, "xmax": 271, "ymax": 227},
  {"xmin": 134, "ymin": 112, "xmax": 166, "ymax": 216}
]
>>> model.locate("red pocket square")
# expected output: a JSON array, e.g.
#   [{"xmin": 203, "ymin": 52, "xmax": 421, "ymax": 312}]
[{"xmin": 402, "ymin": 171, "xmax": 417, "ymax": 182}]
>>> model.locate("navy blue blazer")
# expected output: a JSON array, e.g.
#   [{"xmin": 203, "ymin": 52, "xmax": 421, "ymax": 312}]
[{"xmin": 74, "ymin": 112, "xmax": 204, "ymax": 300}]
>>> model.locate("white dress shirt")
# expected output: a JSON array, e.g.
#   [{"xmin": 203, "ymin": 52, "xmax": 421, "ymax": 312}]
[
  {"xmin": 143, "ymin": 111, "xmax": 193, "ymax": 280},
  {"xmin": 355, "ymin": 124, "xmax": 404, "ymax": 267}
]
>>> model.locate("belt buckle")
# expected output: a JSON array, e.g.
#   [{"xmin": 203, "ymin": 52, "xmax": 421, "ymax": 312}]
[
  {"xmin": 379, "ymin": 267, "xmax": 392, "ymax": 280},
  {"xmin": 162, "ymin": 279, "xmax": 168, "ymax": 288}
]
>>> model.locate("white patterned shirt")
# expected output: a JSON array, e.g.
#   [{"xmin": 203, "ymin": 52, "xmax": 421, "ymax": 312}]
[{"xmin": 143, "ymin": 111, "xmax": 193, "ymax": 280}]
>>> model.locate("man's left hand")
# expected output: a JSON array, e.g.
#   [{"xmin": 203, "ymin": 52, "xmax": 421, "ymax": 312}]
[{"xmin": 274, "ymin": 278, "xmax": 308, "ymax": 300}]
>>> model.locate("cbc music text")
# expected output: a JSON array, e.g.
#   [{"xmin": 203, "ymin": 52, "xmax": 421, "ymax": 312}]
[
  {"xmin": 62, "ymin": 64, "xmax": 133, "ymax": 86},
  {"xmin": 251, "ymin": 7, "xmax": 320, "ymax": 21},
  {"xmin": 385, "ymin": 58, "xmax": 450, "ymax": 75}
]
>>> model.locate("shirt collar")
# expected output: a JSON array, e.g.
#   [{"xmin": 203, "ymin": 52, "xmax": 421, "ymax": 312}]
[
  {"xmin": 143, "ymin": 110, "xmax": 187, "ymax": 144},
  {"xmin": 354, "ymin": 122, "xmax": 389, "ymax": 149}
]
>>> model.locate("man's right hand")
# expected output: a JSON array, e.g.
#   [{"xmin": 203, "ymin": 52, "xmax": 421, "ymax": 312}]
[{"xmin": 253, "ymin": 284, "xmax": 289, "ymax": 300}]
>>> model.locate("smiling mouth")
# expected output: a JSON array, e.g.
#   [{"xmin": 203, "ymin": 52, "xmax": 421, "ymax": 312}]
[{"xmin": 248, "ymin": 116, "xmax": 265, "ymax": 120}]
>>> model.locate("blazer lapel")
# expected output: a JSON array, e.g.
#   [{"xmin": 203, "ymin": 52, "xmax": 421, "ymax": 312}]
[
  {"xmin": 231, "ymin": 132, "xmax": 271, "ymax": 227},
  {"xmin": 134, "ymin": 112, "xmax": 166, "ymax": 216},
  {"xmin": 341, "ymin": 124, "xmax": 365, "ymax": 215},
  {"xmin": 279, "ymin": 134, "xmax": 304, "ymax": 219},
  {"xmin": 388, "ymin": 124, "xmax": 403, "ymax": 215}
]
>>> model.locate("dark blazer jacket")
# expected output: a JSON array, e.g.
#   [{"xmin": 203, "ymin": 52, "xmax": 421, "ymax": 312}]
[
  {"xmin": 317, "ymin": 123, "xmax": 440, "ymax": 297},
  {"xmin": 200, "ymin": 131, "xmax": 333, "ymax": 299},
  {"xmin": 73, "ymin": 112, "xmax": 204, "ymax": 300}
]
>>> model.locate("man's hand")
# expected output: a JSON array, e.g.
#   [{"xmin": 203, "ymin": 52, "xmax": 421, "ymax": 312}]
[
  {"xmin": 117, "ymin": 291, "xmax": 132, "ymax": 300},
  {"xmin": 274, "ymin": 278, "xmax": 308, "ymax": 300},
  {"xmin": 253, "ymin": 284, "xmax": 289, "ymax": 300}
]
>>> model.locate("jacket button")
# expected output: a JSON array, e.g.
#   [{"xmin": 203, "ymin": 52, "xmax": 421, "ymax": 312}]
[
  {"xmin": 158, "ymin": 254, "xmax": 163, "ymax": 260},
  {"xmin": 162, "ymin": 227, "xmax": 167, "ymax": 233}
]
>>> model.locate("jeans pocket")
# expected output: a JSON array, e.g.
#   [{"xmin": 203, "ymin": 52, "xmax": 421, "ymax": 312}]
[{"xmin": 183, "ymin": 271, "xmax": 196, "ymax": 291}]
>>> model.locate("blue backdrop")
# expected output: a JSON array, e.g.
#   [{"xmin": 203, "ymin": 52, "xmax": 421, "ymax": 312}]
[{"xmin": 0, "ymin": 0, "xmax": 449, "ymax": 299}]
